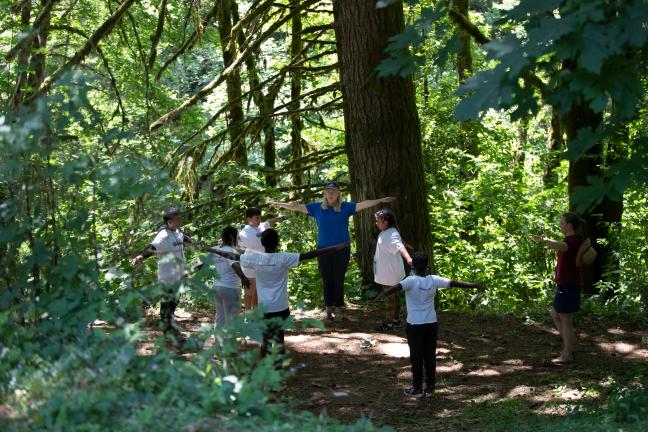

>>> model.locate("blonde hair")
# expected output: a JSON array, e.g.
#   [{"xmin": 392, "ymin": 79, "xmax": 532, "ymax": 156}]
[{"xmin": 320, "ymin": 190, "xmax": 342, "ymax": 212}]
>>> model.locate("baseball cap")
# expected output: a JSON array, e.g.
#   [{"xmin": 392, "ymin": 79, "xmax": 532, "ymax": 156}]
[{"xmin": 324, "ymin": 181, "xmax": 340, "ymax": 190}]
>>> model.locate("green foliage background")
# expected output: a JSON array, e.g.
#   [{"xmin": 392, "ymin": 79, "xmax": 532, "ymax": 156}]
[{"xmin": 1, "ymin": 0, "xmax": 647, "ymax": 430}]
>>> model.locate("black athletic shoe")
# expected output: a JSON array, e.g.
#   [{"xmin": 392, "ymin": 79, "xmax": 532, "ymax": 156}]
[
  {"xmin": 375, "ymin": 322, "xmax": 394, "ymax": 332},
  {"xmin": 423, "ymin": 386, "xmax": 435, "ymax": 397},
  {"xmin": 403, "ymin": 387, "xmax": 424, "ymax": 398}
]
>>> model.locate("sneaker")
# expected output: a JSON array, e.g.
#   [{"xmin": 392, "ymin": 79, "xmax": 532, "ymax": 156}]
[
  {"xmin": 164, "ymin": 324, "xmax": 186, "ymax": 345},
  {"xmin": 375, "ymin": 322, "xmax": 393, "ymax": 332},
  {"xmin": 403, "ymin": 387, "xmax": 424, "ymax": 398},
  {"xmin": 423, "ymin": 387, "xmax": 435, "ymax": 397}
]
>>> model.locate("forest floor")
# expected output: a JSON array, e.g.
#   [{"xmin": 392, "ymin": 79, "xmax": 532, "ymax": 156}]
[{"xmin": 144, "ymin": 304, "xmax": 648, "ymax": 431}]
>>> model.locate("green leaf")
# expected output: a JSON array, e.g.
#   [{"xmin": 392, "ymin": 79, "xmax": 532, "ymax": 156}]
[
  {"xmin": 454, "ymin": 69, "xmax": 505, "ymax": 121},
  {"xmin": 578, "ymin": 24, "xmax": 611, "ymax": 74},
  {"xmin": 562, "ymin": 126, "xmax": 605, "ymax": 161}
]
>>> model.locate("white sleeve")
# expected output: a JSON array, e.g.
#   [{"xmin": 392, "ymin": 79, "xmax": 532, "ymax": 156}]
[
  {"xmin": 400, "ymin": 277, "xmax": 414, "ymax": 292},
  {"xmin": 428, "ymin": 275, "xmax": 451, "ymax": 289},
  {"xmin": 260, "ymin": 221, "xmax": 271, "ymax": 231},
  {"xmin": 240, "ymin": 252, "xmax": 254, "ymax": 269},
  {"xmin": 238, "ymin": 227, "xmax": 250, "ymax": 249},
  {"xmin": 150, "ymin": 230, "xmax": 167, "ymax": 251},
  {"xmin": 283, "ymin": 253, "xmax": 300, "ymax": 269},
  {"xmin": 385, "ymin": 230, "xmax": 404, "ymax": 255},
  {"xmin": 211, "ymin": 248, "xmax": 235, "ymax": 266}
]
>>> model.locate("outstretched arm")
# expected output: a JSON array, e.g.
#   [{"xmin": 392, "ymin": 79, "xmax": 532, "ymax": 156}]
[
  {"xmin": 231, "ymin": 262, "xmax": 251, "ymax": 291},
  {"xmin": 355, "ymin": 196, "xmax": 395, "ymax": 212},
  {"xmin": 375, "ymin": 283, "xmax": 403, "ymax": 300},
  {"xmin": 266, "ymin": 214, "xmax": 285, "ymax": 227},
  {"xmin": 202, "ymin": 246, "xmax": 241, "ymax": 261},
  {"xmin": 398, "ymin": 246, "xmax": 413, "ymax": 265},
  {"xmin": 449, "ymin": 280, "xmax": 485, "ymax": 292},
  {"xmin": 130, "ymin": 244, "xmax": 156, "ymax": 266},
  {"xmin": 299, "ymin": 242, "xmax": 351, "ymax": 262},
  {"xmin": 532, "ymin": 235, "xmax": 568, "ymax": 252},
  {"xmin": 268, "ymin": 200, "xmax": 308, "ymax": 214}
]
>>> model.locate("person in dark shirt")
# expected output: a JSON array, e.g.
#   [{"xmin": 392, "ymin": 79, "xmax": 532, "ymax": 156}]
[{"xmin": 533, "ymin": 212, "xmax": 584, "ymax": 364}]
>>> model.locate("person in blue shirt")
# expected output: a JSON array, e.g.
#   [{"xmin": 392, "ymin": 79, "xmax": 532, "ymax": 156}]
[{"xmin": 269, "ymin": 181, "xmax": 394, "ymax": 320}]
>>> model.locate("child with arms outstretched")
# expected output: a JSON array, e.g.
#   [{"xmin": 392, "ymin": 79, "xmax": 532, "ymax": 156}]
[
  {"xmin": 205, "ymin": 229, "xmax": 349, "ymax": 356},
  {"xmin": 376, "ymin": 252, "xmax": 485, "ymax": 398}
]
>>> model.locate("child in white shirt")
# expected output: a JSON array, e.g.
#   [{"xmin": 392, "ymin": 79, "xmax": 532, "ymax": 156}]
[
  {"xmin": 131, "ymin": 207, "xmax": 194, "ymax": 343},
  {"xmin": 205, "ymin": 229, "xmax": 348, "ymax": 357},
  {"xmin": 238, "ymin": 207, "xmax": 284, "ymax": 310},
  {"xmin": 208, "ymin": 226, "xmax": 250, "ymax": 329},
  {"xmin": 376, "ymin": 252, "xmax": 484, "ymax": 398},
  {"xmin": 373, "ymin": 209, "xmax": 412, "ymax": 331}
]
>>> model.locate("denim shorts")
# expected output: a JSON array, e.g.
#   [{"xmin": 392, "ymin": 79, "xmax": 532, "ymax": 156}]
[{"xmin": 553, "ymin": 282, "xmax": 581, "ymax": 313}]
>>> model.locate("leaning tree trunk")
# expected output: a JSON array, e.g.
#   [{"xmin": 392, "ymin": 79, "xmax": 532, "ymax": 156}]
[
  {"xmin": 332, "ymin": 0, "xmax": 433, "ymax": 283},
  {"xmin": 217, "ymin": 0, "xmax": 247, "ymax": 166},
  {"xmin": 289, "ymin": 0, "xmax": 305, "ymax": 187}
]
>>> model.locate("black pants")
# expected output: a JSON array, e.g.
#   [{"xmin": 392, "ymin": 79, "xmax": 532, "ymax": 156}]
[
  {"xmin": 262, "ymin": 308, "xmax": 290, "ymax": 357},
  {"xmin": 317, "ymin": 246, "xmax": 350, "ymax": 307},
  {"xmin": 406, "ymin": 322, "xmax": 438, "ymax": 390},
  {"xmin": 160, "ymin": 290, "xmax": 177, "ymax": 331}
]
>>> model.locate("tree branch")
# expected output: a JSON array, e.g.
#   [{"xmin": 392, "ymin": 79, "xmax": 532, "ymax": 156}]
[
  {"xmin": 6, "ymin": 0, "xmax": 59, "ymax": 62},
  {"xmin": 149, "ymin": 0, "xmax": 320, "ymax": 132},
  {"xmin": 147, "ymin": 0, "xmax": 167, "ymax": 70},
  {"xmin": 25, "ymin": 0, "xmax": 137, "ymax": 102},
  {"xmin": 448, "ymin": 7, "xmax": 547, "ymax": 98}
]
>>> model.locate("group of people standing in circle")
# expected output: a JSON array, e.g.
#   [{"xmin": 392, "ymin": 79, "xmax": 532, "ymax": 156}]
[{"xmin": 131, "ymin": 180, "xmax": 587, "ymax": 397}]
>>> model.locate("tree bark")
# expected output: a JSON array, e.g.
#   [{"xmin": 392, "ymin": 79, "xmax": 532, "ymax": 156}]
[
  {"xmin": 332, "ymin": 0, "xmax": 434, "ymax": 283},
  {"xmin": 543, "ymin": 107, "xmax": 563, "ymax": 188},
  {"xmin": 217, "ymin": 0, "xmax": 247, "ymax": 165},
  {"xmin": 565, "ymin": 102, "xmax": 604, "ymax": 295}
]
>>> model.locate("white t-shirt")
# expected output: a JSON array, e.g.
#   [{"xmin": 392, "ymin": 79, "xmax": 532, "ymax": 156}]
[
  {"xmin": 238, "ymin": 221, "xmax": 271, "ymax": 277},
  {"xmin": 209, "ymin": 245, "xmax": 239, "ymax": 289},
  {"xmin": 150, "ymin": 227, "xmax": 186, "ymax": 285},
  {"xmin": 400, "ymin": 275, "xmax": 451, "ymax": 325},
  {"xmin": 374, "ymin": 227, "xmax": 406, "ymax": 285},
  {"xmin": 240, "ymin": 252, "xmax": 300, "ymax": 313}
]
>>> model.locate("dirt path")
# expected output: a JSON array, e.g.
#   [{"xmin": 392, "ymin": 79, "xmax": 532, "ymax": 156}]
[
  {"xmin": 138, "ymin": 304, "xmax": 647, "ymax": 431},
  {"xmin": 277, "ymin": 304, "xmax": 648, "ymax": 431}
]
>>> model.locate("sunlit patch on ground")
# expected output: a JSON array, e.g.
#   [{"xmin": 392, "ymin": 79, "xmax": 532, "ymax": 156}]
[
  {"xmin": 467, "ymin": 368, "xmax": 501, "ymax": 377},
  {"xmin": 507, "ymin": 385, "xmax": 534, "ymax": 398}
]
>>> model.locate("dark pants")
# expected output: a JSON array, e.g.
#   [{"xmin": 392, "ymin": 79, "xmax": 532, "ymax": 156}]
[
  {"xmin": 262, "ymin": 308, "xmax": 290, "ymax": 357},
  {"xmin": 160, "ymin": 290, "xmax": 177, "ymax": 331},
  {"xmin": 317, "ymin": 246, "xmax": 350, "ymax": 307},
  {"xmin": 406, "ymin": 322, "xmax": 438, "ymax": 390}
]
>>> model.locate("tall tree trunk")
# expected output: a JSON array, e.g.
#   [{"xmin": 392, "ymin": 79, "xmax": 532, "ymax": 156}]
[
  {"xmin": 332, "ymin": 0, "xmax": 433, "ymax": 283},
  {"xmin": 513, "ymin": 117, "xmax": 528, "ymax": 180},
  {"xmin": 234, "ymin": 3, "xmax": 277, "ymax": 184},
  {"xmin": 10, "ymin": 3, "xmax": 32, "ymax": 109},
  {"xmin": 543, "ymin": 107, "xmax": 563, "ymax": 188},
  {"xmin": 452, "ymin": 0, "xmax": 478, "ymax": 178},
  {"xmin": 565, "ymin": 102, "xmax": 604, "ymax": 295},
  {"xmin": 217, "ymin": 0, "xmax": 247, "ymax": 165},
  {"xmin": 289, "ymin": 1, "xmax": 304, "ymax": 187},
  {"xmin": 597, "ymin": 120, "xmax": 627, "ymax": 299}
]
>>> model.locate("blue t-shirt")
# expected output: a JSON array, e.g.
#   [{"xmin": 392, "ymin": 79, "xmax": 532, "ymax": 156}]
[{"xmin": 306, "ymin": 201, "xmax": 356, "ymax": 247}]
